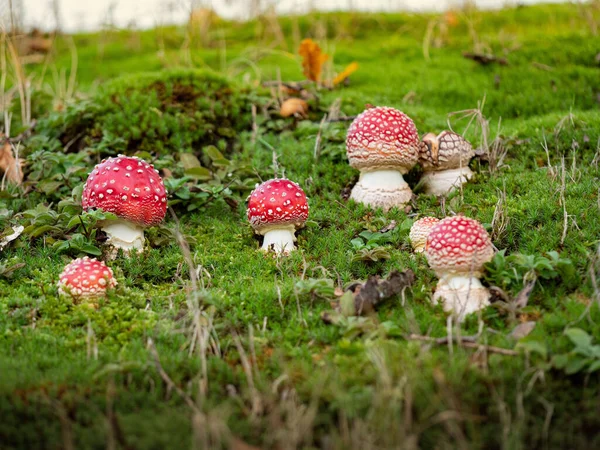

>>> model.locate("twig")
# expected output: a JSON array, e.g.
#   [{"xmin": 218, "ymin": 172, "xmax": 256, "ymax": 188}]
[
  {"xmin": 406, "ymin": 334, "xmax": 518, "ymax": 356},
  {"xmin": 463, "ymin": 52, "xmax": 508, "ymax": 66},
  {"xmin": 147, "ymin": 337, "xmax": 200, "ymax": 413}
]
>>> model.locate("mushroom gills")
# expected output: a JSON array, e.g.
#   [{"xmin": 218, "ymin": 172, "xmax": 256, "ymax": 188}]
[
  {"xmin": 421, "ymin": 166, "xmax": 473, "ymax": 196},
  {"xmin": 101, "ymin": 219, "xmax": 145, "ymax": 255},
  {"xmin": 432, "ymin": 274, "xmax": 490, "ymax": 321},
  {"xmin": 260, "ymin": 225, "xmax": 297, "ymax": 255},
  {"xmin": 350, "ymin": 170, "xmax": 411, "ymax": 210}
]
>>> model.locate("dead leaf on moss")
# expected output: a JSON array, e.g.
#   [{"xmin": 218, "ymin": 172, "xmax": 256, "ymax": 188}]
[
  {"xmin": 509, "ymin": 321, "xmax": 536, "ymax": 340},
  {"xmin": 0, "ymin": 141, "xmax": 23, "ymax": 186},
  {"xmin": 280, "ymin": 98, "xmax": 309, "ymax": 118},
  {"xmin": 299, "ymin": 39, "xmax": 329, "ymax": 83},
  {"xmin": 322, "ymin": 269, "xmax": 415, "ymax": 322}
]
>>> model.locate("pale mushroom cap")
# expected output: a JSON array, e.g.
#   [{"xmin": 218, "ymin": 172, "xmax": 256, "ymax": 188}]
[
  {"xmin": 420, "ymin": 131, "xmax": 475, "ymax": 171},
  {"xmin": 409, "ymin": 216, "xmax": 440, "ymax": 252},
  {"xmin": 82, "ymin": 155, "xmax": 167, "ymax": 226},
  {"xmin": 58, "ymin": 257, "xmax": 117, "ymax": 299},
  {"xmin": 346, "ymin": 106, "xmax": 420, "ymax": 172},
  {"xmin": 247, "ymin": 178, "xmax": 309, "ymax": 234},
  {"xmin": 425, "ymin": 216, "xmax": 494, "ymax": 275}
]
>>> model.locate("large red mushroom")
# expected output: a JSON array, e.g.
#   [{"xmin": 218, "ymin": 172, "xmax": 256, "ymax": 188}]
[
  {"xmin": 346, "ymin": 106, "xmax": 420, "ymax": 210},
  {"xmin": 82, "ymin": 155, "xmax": 167, "ymax": 255},
  {"xmin": 58, "ymin": 257, "xmax": 117, "ymax": 300},
  {"xmin": 425, "ymin": 216, "xmax": 494, "ymax": 321},
  {"xmin": 247, "ymin": 178, "xmax": 309, "ymax": 254}
]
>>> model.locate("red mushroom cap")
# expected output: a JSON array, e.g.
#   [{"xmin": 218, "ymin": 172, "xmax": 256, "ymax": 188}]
[
  {"xmin": 82, "ymin": 155, "xmax": 167, "ymax": 226},
  {"xmin": 58, "ymin": 257, "xmax": 117, "ymax": 299},
  {"xmin": 346, "ymin": 106, "xmax": 420, "ymax": 172},
  {"xmin": 247, "ymin": 178, "xmax": 309, "ymax": 233},
  {"xmin": 425, "ymin": 216, "xmax": 494, "ymax": 274}
]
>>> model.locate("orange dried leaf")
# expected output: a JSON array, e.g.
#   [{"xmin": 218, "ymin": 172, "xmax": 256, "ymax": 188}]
[
  {"xmin": 332, "ymin": 61, "xmax": 359, "ymax": 86},
  {"xmin": 299, "ymin": 38, "xmax": 328, "ymax": 82},
  {"xmin": 280, "ymin": 98, "xmax": 309, "ymax": 118},
  {"xmin": 0, "ymin": 142, "xmax": 23, "ymax": 186}
]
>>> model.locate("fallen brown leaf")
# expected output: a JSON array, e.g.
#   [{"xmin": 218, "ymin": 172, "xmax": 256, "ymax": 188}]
[
  {"xmin": 509, "ymin": 321, "xmax": 536, "ymax": 340},
  {"xmin": 280, "ymin": 98, "xmax": 309, "ymax": 118},
  {"xmin": 0, "ymin": 141, "xmax": 23, "ymax": 186}
]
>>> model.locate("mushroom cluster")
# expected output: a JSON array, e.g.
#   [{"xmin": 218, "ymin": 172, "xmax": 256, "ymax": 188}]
[{"xmin": 53, "ymin": 103, "xmax": 495, "ymax": 326}]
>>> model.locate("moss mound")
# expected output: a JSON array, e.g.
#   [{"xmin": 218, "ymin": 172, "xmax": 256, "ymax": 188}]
[{"xmin": 34, "ymin": 69, "xmax": 268, "ymax": 158}]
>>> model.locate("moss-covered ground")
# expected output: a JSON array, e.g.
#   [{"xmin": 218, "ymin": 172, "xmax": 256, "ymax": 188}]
[{"xmin": 1, "ymin": 3, "xmax": 600, "ymax": 448}]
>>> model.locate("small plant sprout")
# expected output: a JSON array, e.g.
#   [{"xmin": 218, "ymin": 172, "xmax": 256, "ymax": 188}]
[
  {"xmin": 82, "ymin": 155, "xmax": 167, "ymax": 256},
  {"xmin": 58, "ymin": 257, "xmax": 117, "ymax": 300},
  {"xmin": 346, "ymin": 106, "xmax": 420, "ymax": 210},
  {"xmin": 425, "ymin": 216, "xmax": 494, "ymax": 321},
  {"xmin": 419, "ymin": 131, "xmax": 475, "ymax": 195},
  {"xmin": 247, "ymin": 178, "xmax": 309, "ymax": 255},
  {"xmin": 409, "ymin": 216, "xmax": 440, "ymax": 253}
]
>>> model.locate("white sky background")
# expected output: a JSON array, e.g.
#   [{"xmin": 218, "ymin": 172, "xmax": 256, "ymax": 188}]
[{"xmin": 13, "ymin": 0, "xmax": 570, "ymax": 32}]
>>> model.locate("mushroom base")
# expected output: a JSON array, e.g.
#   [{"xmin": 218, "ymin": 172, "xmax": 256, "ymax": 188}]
[
  {"xmin": 101, "ymin": 219, "xmax": 145, "ymax": 257},
  {"xmin": 432, "ymin": 274, "xmax": 490, "ymax": 322},
  {"xmin": 421, "ymin": 166, "xmax": 473, "ymax": 196},
  {"xmin": 260, "ymin": 225, "xmax": 297, "ymax": 255},
  {"xmin": 350, "ymin": 170, "xmax": 412, "ymax": 211}
]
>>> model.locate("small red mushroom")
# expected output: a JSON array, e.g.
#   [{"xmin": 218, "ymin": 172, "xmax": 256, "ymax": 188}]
[
  {"xmin": 346, "ymin": 106, "xmax": 420, "ymax": 210},
  {"xmin": 247, "ymin": 178, "xmax": 309, "ymax": 254},
  {"xmin": 58, "ymin": 257, "xmax": 117, "ymax": 300},
  {"xmin": 82, "ymin": 155, "xmax": 167, "ymax": 255},
  {"xmin": 425, "ymin": 216, "xmax": 494, "ymax": 321},
  {"xmin": 409, "ymin": 216, "xmax": 440, "ymax": 253}
]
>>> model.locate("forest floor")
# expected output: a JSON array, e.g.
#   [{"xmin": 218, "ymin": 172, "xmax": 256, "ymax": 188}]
[{"xmin": 1, "ymin": 3, "xmax": 600, "ymax": 449}]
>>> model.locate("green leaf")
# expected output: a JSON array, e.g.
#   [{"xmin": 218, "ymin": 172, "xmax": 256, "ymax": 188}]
[
  {"xmin": 587, "ymin": 360, "xmax": 600, "ymax": 373},
  {"xmin": 339, "ymin": 291, "xmax": 356, "ymax": 317},
  {"xmin": 184, "ymin": 167, "xmax": 212, "ymax": 180},
  {"xmin": 565, "ymin": 357, "xmax": 589, "ymax": 375},
  {"xmin": 551, "ymin": 353, "xmax": 569, "ymax": 369},
  {"xmin": 516, "ymin": 340, "xmax": 547, "ymax": 359},
  {"xmin": 180, "ymin": 153, "xmax": 202, "ymax": 170},
  {"xmin": 564, "ymin": 328, "xmax": 592, "ymax": 349},
  {"xmin": 204, "ymin": 145, "xmax": 227, "ymax": 162}
]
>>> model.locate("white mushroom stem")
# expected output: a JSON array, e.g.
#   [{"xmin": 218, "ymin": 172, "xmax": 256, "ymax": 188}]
[
  {"xmin": 421, "ymin": 166, "xmax": 473, "ymax": 196},
  {"xmin": 260, "ymin": 225, "xmax": 297, "ymax": 255},
  {"xmin": 101, "ymin": 219, "xmax": 145, "ymax": 256},
  {"xmin": 432, "ymin": 273, "xmax": 490, "ymax": 322},
  {"xmin": 350, "ymin": 169, "xmax": 411, "ymax": 210}
]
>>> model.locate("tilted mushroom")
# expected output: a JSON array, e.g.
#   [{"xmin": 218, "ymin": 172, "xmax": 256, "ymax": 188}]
[
  {"xmin": 82, "ymin": 155, "xmax": 167, "ymax": 255},
  {"xmin": 58, "ymin": 257, "xmax": 117, "ymax": 300},
  {"xmin": 346, "ymin": 106, "xmax": 420, "ymax": 210},
  {"xmin": 247, "ymin": 178, "xmax": 309, "ymax": 254},
  {"xmin": 409, "ymin": 216, "xmax": 439, "ymax": 253},
  {"xmin": 425, "ymin": 216, "xmax": 494, "ymax": 321},
  {"xmin": 419, "ymin": 131, "xmax": 475, "ymax": 196}
]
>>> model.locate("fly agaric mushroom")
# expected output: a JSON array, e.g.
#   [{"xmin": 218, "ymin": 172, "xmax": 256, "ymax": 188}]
[
  {"xmin": 346, "ymin": 106, "xmax": 420, "ymax": 210},
  {"xmin": 419, "ymin": 131, "xmax": 475, "ymax": 196},
  {"xmin": 409, "ymin": 216, "xmax": 440, "ymax": 253},
  {"xmin": 58, "ymin": 257, "xmax": 117, "ymax": 300},
  {"xmin": 425, "ymin": 216, "xmax": 494, "ymax": 321},
  {"xmin": 82, "ymin": 155, "xmax": 167, "ymax": 255},
  {"xmin": 247, "ymin": 178, "xmax": 309, "ymax": 254}
]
